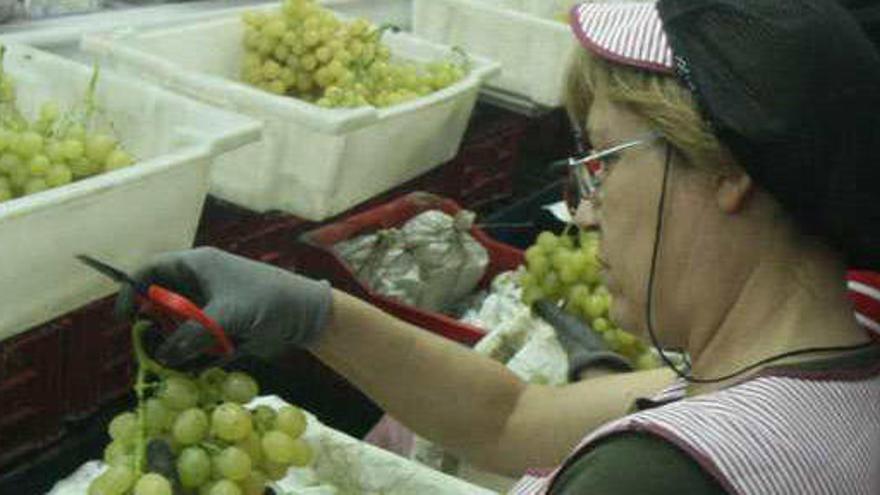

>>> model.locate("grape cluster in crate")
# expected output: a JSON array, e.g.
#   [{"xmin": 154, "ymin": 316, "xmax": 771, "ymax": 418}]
[
  {"xmin": 0, "ymin": 47, "xmax": 134, "ymax": 203},
  {"xmin": 240, "ymin": 0, "xmax": 468, "ymax": 107}
]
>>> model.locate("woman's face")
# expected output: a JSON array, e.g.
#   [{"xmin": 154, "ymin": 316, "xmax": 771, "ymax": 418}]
[{"xmin": 581, "ymin": 94, "xmax": 716, "ymax": 342}]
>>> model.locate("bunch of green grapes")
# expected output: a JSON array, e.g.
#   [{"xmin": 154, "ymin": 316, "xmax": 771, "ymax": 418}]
[
  {"xmin": 520, "ymin": 230, "xmax": 659, "ymax": 369},
  {"xmin": 239, "ymin": 0, "xmax": 468, "ymax": 108},
  {"xmin": 0, "ymin": 46, "xmax": 135, "ymax": 204},
  {"xmin": 91, "ymin": 323, "xmax": 313, "ymax": 495}
]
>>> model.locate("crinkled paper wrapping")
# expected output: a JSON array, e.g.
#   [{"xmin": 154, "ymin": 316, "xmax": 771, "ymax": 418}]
[
  {"xmin": 335, "ymin": 229, "xmax": 424, "ymax": 307},
  {"xmin": 335, "ymin": 210, "xmax": 489, "ymax": 312},
  {"xmin": 407, "ymin": 271, "xmax": 568, "ymax": 490},
  {"xmin": 401, "ymin": 210, "xmax": 489, "ymax": 311}
]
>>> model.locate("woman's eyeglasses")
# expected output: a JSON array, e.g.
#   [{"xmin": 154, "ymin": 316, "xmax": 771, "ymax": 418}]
[{"xmin": 553, "ymin": 131, "xmax": 662, "ymax": 216}]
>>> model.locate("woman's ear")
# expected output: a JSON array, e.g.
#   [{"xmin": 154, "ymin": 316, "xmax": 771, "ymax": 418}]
[{"xmin": 716, "ymin": 172, "xmax": 754, "ymax": 213}]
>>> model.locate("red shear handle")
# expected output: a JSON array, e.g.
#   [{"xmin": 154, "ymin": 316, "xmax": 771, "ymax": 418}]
[{"xmin": 146, "ymin": 285, "xmax": 235, "ymax": 355}]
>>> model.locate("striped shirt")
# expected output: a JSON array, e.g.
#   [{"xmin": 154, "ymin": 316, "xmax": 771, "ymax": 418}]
[{"xmin": 510, "ymin": 349, "xmax": 880, "ymax": 494}]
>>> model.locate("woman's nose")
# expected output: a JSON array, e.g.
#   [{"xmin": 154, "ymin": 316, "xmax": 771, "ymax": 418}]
[{"xmin": 574, "ymin": 199, "xmax": 600, "ymax": 229}]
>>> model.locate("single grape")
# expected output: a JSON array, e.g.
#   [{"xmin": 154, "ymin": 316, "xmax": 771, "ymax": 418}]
[
  {"xmin": 172, "ymin": 408, "xmax": 209, "ymax": 445},
  {"xmin": 105, "ymin": 150, "xmax": 134, "ymax": 170},
  {"xmin": 252, "ymin": 405, "xmax": 276, "ymax": 433},
  {"xmin": 208, "ymin": 480, "xmax": 243, "ymax": 495},
  {"xmin": 0, "ymin": 129, "xmax": 12, "ymax": 152},
  {"xmin": 635, "ymin": 352, "xmax": 660, "ymax": 370},
  {"xmin": 559, "ymin": 264, "xmax": 579, "ymax": 284},
  {"xmin": 522, "ymin": 285, "xmax": 545, "ymax": 306},
  {"xmin": 13, "ymin": 131, "xmax": 44, "ymax": 158},
  {"xmin": 45, "ymin": 164, "xmax": 73, "ymax": 187},
  {"xmin": 144, "ymin": 398, "xmax": 172, "ymax": 435},
  {"xmin": 0, "ymin": 183, "xmax": 13, "ymax": 202},
  {"xmin": 24, "ymin": 178, "xmax": 49, "ymax": 195},
  {"xmin": 527, "ymin": 254, "xmax": 549, "ymax": 277},
  {"xmin": 108, "ymin": 412, "xmax": 138, "ymax": 445},
  {"xmin": 160, "ymin": 377, "xmax": 200, "ymax": 410},
  {"xmin": 69, "ymin": 157, "xmax": 98, "ymax": 178},
  {"xmin": 45, "ymin": 140, "xmax": 66, "ymax": 163},
  {"xmin": 212, "ymin": 402, "xmax": 253, "ymax": 442},
  {"xmin": 580, "ymin": 259, "xmax": 600, "ymax": 286},
  {"xmin": 28, "ymin": 154, "xmax": 50, "ymax": 176},
  {"xmin": 275, "ymin": 406, "xmax": 307, "ymax": 439},
  {"xmin": 0, "ymin": 153, "xmax": 21, "ymax": 175},
  {"xmin": 261, "ymin": 430, "xmax": 297, "ymax": 464},
  {"xmin": 103, "ymin": 441, "xmax": 132, "ymax": 466},
  {"xmin": 90, "ymin": 464, "xmax": 135, "ymax": 495},
  {"xmin": 260, "ymin": 460, "xmax": 288, "ymax": 481},
  {"xmin": 39, "ymin": 101, "xmax": 60, "ymax": 123},
  {"xmin": 177, "ymin": 446, "xmax": 212, "ymax": 488},
  {"xmin": 287, "ymin": 438, "xmax": 314, "ymax": 467},
  {"xmin": 198, "ymin": 368, "xmax": 227, "ymax": 405},
  {"xmin": 591, "ymin": 317, "xmax": 611, "ymax": 333},
  {"xmin": 85, "ymin": 134, "xmax": 117, "ymax": 165},
  {"xmin": 582, "ymin": 294, "xmax": 607, "ymax": 320},
  {"xmin": 617, "ymin": 329, "xmax": 636, "ymax": 348},
  {"xmin": 215, "ymin": 446, "xmax": 252, "ymax": 481},
  {"xmin": 133, "ymin": 473, "xmax": 172, "ymax": 495},
  {"xmin": 262, "ymin": 19, "xmax": 286, "ymax": 40},
  {"xmin": 240, "ymin": 469, "xmax": 267, "ymax": 495},
  {"xmin": 540, "ymin": 272, "xmax": 561, "ymax": 300},
  {"xmin": 536, "ymin": 232, "xmax": 559, "ymax": 251},
  {"xmin": 9, "ymin": 162, "xmax": 29, "ymax": 189},
  {"xmin": 61, "ymin": 139, "xmax": 84, "ymax": 161}
]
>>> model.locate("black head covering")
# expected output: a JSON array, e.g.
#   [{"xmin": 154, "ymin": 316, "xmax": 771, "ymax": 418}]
[{"xmin": 657, "ymin": 0, "xmax": 880, "ymax": 269}]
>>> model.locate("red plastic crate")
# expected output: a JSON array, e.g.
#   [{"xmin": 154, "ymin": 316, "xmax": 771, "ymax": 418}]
[
  {"xmin": 296, "ymin": 192, "xmax": 524, "ymax": 346},
  {"xmin": 61, "ymin": 296, "xmax": 133, "ymax": 419},
  {"xmin": 0, "ymin": 324, "xmax": 66, "ymax": 470}
]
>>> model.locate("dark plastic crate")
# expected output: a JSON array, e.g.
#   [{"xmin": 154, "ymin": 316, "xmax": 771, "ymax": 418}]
[
  {"xmin": 296, "ymin": 192, "xmax": 524, "ymax": 346},
  {"xmin": 62, "ymin": 297, "xmax": 133, "ymax": 419},
  {"xmin": 0, "ymin": 324, "xmax": 66, "ymax": 471},
  {"xmin": 422, "ymin": 109, "xmax": 529, "ymax": 212},
  {"xmin": 195, "ymin": 196, "xmax": 309, "ymax": 268}
]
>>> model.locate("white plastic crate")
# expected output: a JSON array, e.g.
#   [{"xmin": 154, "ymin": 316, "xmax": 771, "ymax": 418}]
[
  {"xmin": 48, "ymin": 396, "xmax": 498, "ymax": 495},
  {"xmin": 0, "ymin": 44, "xmax": 261, "ymax": 341},
  {"xmin": 414, "ymin": 0, "xmax": 578, "ymax": 108},
  {"xmin": 81, "ymin": 5, "xmax": 500, "ymax": 221}
]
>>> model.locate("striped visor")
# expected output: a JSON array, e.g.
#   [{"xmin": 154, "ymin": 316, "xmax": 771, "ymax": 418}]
[{"xmin": 569, "ymin": 1, "xmax": 675, "ymax": 75}]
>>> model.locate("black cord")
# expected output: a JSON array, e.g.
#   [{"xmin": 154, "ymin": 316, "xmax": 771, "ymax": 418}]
[{"xmin": 644, "ymin": 143, "xmax": 875, "ymax": 384}]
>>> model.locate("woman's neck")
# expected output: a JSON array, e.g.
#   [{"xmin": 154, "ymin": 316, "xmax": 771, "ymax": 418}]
[{"xmin": 684, "ymin": 251, "xmax": 867, "ymax": 396}]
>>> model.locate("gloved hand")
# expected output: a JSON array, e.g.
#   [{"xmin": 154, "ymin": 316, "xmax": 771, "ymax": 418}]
[
  {"xmin": 533, "ymin": 299, "xmax": 633, "ymax": 381},
  {"xmin": 116, "ymin": 247, "xmax": 332, "ymax": 367}
]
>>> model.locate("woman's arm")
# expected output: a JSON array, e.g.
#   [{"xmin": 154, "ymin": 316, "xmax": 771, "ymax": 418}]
[{"xmin": 311, "ymin": 289, "xmax": 676, "ymax": 475}]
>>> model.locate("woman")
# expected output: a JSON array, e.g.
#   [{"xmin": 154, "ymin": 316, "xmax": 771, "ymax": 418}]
[{"xmin": 122, "ymin": 0, "xmax": 880, "ymax": 492}]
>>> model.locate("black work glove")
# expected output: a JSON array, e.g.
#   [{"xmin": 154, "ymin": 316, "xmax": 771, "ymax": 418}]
[
  {"xmin": 116, "ymin": 247, "xmax": 332, "ymax": 367},
  {"xmin": 533, "ymin": 300, "xmax": 633, "ymax": 381}
]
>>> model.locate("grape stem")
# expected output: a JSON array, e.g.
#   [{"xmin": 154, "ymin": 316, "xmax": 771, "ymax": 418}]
[
  {"xmin": 132, "ymin": 320, "xmax": 152, "ymax": 478},
  {"xmin": 83, "ymin": 63, "xmax": 100, "ymax": 126},
  {"xmin": 200, "ymin": 441, "xmax": 224, "ymax": 455},
  {"xmin": 131, "ymin": 320, "xmax": 187, "ymax": 476}
]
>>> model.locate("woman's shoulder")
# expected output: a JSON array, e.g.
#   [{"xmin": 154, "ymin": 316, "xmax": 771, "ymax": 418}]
[{"xmin": 549, "ymin": 431, "xmax": 726, "ymax": 495}]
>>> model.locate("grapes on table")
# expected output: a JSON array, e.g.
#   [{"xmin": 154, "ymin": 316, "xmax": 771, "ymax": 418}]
[
  {"xmin": 239, "ymin": 0, "xmax": 469, "ymax": 108},
  {"xmin": 90, "ymin": 321, "xmax": 315, "ymax": 494},
  {"xmin": 0, "ymin": 45, "xmax": 136, "ymax": 205},
  {"xmin": 521, "ymin": 229, "xmax": 659, "ymax": 369}
]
